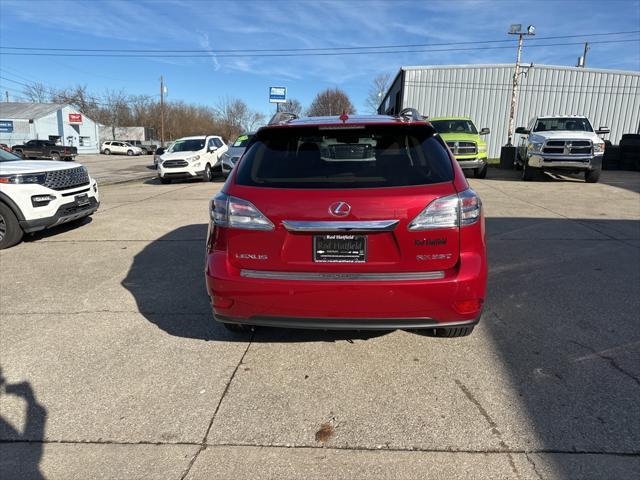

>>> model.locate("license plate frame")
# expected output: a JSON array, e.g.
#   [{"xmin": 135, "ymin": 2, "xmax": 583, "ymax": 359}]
[
  {"xmin": 313, "ymin": 234, "xmax": 367, "ymax": 263},
  {"xmin": 75, "ymin": 193, "xmax": 90, "ymax": 206}
]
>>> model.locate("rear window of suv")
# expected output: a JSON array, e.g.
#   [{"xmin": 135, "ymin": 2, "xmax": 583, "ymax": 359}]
[{"xmin": 235, "ymin": 124, "xmax": 453, "ymax": 189}]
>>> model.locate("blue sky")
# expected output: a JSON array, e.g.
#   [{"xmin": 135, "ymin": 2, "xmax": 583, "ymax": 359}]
[{"xmin": 0, "ymin": 0, "xmax": 639, "ymax": 117}]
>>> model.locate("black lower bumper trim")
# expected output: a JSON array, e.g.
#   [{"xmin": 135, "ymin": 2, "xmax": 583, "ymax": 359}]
[
  {"xmin": 160, "ymin": 170, "xmax": 204, "ymax": 179},
  {"xmin": 215, "ymin": 314, "xmax": 481, "ymax": 331},
  {"xmin": 20, "ymin": 198, "xmax": 99, "ymax": 233}
]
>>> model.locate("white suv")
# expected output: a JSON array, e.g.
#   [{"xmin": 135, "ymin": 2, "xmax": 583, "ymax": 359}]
[
  {"xmin": 0, "ymin": 149, "xmax": 99, "ymax": 249},
  {"xmin": 101, "ymin": 141, "xmax": 143, "ymax": 156},
  {"xmin": 157, "ymin": 135, "xmax": 227, "ymax": 184}
]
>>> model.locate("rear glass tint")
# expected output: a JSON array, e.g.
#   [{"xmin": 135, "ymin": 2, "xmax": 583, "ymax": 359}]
[{"xmin": 235, "ymin": 125, "xmax": 453, "ymax": 189}]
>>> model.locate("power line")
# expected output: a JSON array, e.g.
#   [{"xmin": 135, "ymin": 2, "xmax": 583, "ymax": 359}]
[
  {"xmin": 1, "ymin": 30, "xmax": 638, "ymax": 54},
  {"xmin": 0, "ymin": 38, "xmax": 637, "ymax": 58}
]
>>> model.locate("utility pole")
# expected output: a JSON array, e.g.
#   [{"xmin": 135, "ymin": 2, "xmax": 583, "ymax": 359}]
[
  {"xmin": 582, "ymin": 42, "xmax": 589, "ymax": 67},
  {"xmin": 5, "ymin": 91, "xmax": 8, "ymax": 102},
  {"xmin": 160, "ymin": 75, "xmax": 165, "ymax": 147},
  {"xmin": 506, "ymin": 24, "xmax": 536, "ymax": 146}
]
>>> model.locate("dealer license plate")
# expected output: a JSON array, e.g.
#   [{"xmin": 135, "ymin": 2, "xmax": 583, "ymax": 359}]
[{"xmin": 313, "ymin": 234, "xmax": 366, "ymax": 263}]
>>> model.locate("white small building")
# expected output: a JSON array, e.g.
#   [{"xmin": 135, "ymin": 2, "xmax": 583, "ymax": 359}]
[{"xmin": 0, "ymin": 102, "xmax": 101, "ymax": 154}]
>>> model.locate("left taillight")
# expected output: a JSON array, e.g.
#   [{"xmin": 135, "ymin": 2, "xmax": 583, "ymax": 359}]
[
  {"xmin": 408, "ymin": 188, "xmax": 481, "ymax": 231},
  {"xmin": 210, "ymin": 192, "xmax": 274, "ymax": 231}
]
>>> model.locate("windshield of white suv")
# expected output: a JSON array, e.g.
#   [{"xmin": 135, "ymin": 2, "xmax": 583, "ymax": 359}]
[
  {"xmin": 232, "ymin": 134, "xmax": 254, "ymax": 148},
  {"xmin": 169, "ymin": 139, "xmax": 206, "ymax": 153},
  {"xmin": 430, "ymin": 120, "xmax": 478, "ymax": 135},
  {"xmin": 235, "ymin": 124, "xmax": 453, "ymax": 189},
  {"xmin": 534, "ymin": 118, "xmax": 593, "ymax": 132},
  {"xmin": 0, "ymin": 149, "xmax": 22, "ymax": 162}
]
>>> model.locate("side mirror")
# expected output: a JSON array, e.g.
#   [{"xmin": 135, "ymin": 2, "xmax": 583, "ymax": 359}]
[
  {"xmin": 515, "ymin": 127, "xmax": 530, "ymax": 135},
  {"xmin": 155, "ymin": 148, "xmax": 165, "ymax": 155},
  {"xmin": 479, "ymin": 127, "xmax": 490, "ymax": 135},
  {"xmin": 596, "ymin": 127, "xmax": 610, "ymax": 135},
  {"xmin": 208, "ymin": 146, "xmax": 218, "ymax": 152}
]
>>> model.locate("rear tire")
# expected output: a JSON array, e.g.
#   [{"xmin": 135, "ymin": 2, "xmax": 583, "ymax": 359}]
[
  {"xmin": 160, "ymin": 177, "xmax": 171, "ymax": 184},
  {"xmin": 13, "ymin": 149, "xmax": 24, "ymax": 159},
  {"xmin": 51, "ymin": 152, "xmax": 61, "ymax": 161},
  {"xmin": 0, "ymin": 203, "xmax": 24, "ymax": 250},
  {"xmin": 222, "ymin": 322, "xmax": 253, "ymax": 333},
  {"xmin": 473, "ymin": 164, "xmax": 488, "ymax": 179},
  {"xmin": 434, "ymin": 326, "xmax": 475, "ymax": 338},
  {"xmin": 585, "ymin": 168, "xmax": 601, "ymax": 183},
  {"xmin": 127, "ymin": 150, "xmax": 134, "ymax": 156},
  {"xmin": 103, "ymin": 149, "xmax": 111, "ymax": 155}
]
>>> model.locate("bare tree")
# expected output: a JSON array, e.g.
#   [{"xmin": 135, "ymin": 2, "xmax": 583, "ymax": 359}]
[
  {"xmin": 307, "ymin": 88, "xmax": 355, "ymax": 117},
  {"xmin": 22, "ymin": 82, "xmax": 50, "ymax": 103},
  {"xmin": 50, "ymin": 85, "xmax": 100, "ymax": 119},
  {"xmin": 215, "ymin": 96, "xmax": 265, "ymax": 137},
  {"xmin": 280, "ymin": 98, "xmax": 303, "ymax": 116},
  {"xmin": 365, "ymin": 72, "xmax": 392, "ymax": 114}
]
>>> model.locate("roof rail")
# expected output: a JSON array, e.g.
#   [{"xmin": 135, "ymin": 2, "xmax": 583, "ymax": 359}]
[
  {"xmin": 397, "ymin": 108, "xmax": 425, "ymax": 122},
  {"xmin": 268, "ymin": 111, "xmax": 298, "ymax": 125}
]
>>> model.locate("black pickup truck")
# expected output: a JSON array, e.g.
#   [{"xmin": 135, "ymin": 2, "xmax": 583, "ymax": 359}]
[{"xmin": 11, "ymin": 140, "xmax": 78, "ymax": 161}]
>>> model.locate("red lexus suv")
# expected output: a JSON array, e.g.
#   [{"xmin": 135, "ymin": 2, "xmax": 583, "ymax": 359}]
[{"xmin": 205, "ymin": 109, "xmax": 487, "ymax": 337}]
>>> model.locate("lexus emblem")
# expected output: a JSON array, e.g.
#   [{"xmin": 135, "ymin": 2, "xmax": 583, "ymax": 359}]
[{"xmin": 329, "ymin": 201, "xmax": 351, "ymax": 217}]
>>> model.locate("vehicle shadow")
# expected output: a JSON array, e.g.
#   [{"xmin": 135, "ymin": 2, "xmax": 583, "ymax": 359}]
[
  {"xmin": 483, "ymin": 217, "xmax": 640, "ymax": 477},
  {"xmin": 0, "ymin": 367, "xmax": 47, "ymax": 479},
  {"xmin": 121, "ymin": 223, "xmax": 385, "ymax": 343},
  {"xmin": 23, "ymin": 217, "xmax": 93, "ymax": 243},
  {"xmin": 484, "ymin": 165, "xmax": 640, "ymax": 193},
  {"xmin": 142, "ymin": 177, "xmax": 225, "ymax": 186},
  {"xmin": 122, "ymin": 217, "xmax": 640, "ymax": 475}
]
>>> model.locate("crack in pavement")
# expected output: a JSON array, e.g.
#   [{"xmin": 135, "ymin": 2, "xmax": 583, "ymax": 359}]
[
  {"xmin": 525, "ymin": 453, "xmax": 545, "ymax": 480},
  {"xmin": 455, "ymin": 379, "xmax": 521, "ymax": 478},
  {"xmin": 2, "ymin": 438, "xmax": 639, "ymax": 456},
  {"xmin": 178, "ymin": 331, "xmax": 255, "ymax": 480},
  {"xmin": 570, "ymin": 340, "xmax": 640, "ymax": 388}
]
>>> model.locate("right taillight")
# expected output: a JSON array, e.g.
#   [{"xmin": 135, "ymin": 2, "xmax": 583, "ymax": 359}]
[
  {"xmin": 210, "ymin": 192, "xmax": 274, "ymax": 231},
  {"xmin": 408, "ymin": 188, "xmax": 481, "ymax": 230}
]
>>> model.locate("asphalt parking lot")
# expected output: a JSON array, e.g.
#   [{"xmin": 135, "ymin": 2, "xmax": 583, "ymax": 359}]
[
  {"xmin": 75, "ymin": 154, "xmax": 156, "ymax": 185},
  {"xmin": 1, "ymin": 169, "xmax": 639, "ymax": 479}
]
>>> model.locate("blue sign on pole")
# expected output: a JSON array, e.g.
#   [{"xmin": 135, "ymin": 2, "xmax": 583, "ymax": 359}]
[
  {"xmin": 269, "ymin": 87, "xmax": 286, "ymax": 103},
  {"xmin": 0, "ymin": 120, "xmax": 13, "ymax": 133}
]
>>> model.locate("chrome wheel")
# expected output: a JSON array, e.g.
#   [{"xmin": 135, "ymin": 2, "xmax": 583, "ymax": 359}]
[{"xmin": 0, "ymin": 213, "xmax": 6, "ymax": 241}]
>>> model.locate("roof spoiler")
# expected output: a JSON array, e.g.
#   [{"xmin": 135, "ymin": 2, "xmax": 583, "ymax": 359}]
[
  {"xmin": 397, "ymin": 108, "xmax": 427, "ymax": 122},
  {"xmin": 268, "ymin": 112, "xmax": 298, "ymax": 125}
]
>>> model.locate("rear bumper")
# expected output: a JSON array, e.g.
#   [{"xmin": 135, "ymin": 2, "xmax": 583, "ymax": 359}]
[
  {"xmin": 216, "ymin": 314, "xmax": 480, "ymax": 330},
  {"xmin": 205, "ymin": 251, "xmax": 486, "ymax": 329}
]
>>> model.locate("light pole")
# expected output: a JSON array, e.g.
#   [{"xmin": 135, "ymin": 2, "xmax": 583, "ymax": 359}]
[{"xmin": 506, "ymin": 24, "xmax": 535, "ymax": 145}]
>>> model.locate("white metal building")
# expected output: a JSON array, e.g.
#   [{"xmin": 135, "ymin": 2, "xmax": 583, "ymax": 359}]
[
  {"xmin": 0, "ymin": 102, "xmax": 101, "ymax": 154},
  {"xmin": 379, "ymin": 64, "xmax": 640, "ymax": 158}
]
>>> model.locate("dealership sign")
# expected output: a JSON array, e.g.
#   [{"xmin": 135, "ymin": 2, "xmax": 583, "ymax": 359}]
[
  {"xmin": 0, "ymin": 120, "xmax": 13, "ymax": 132},
  {"xmin": 68, "ymin": 113, "xmax": 83, "ymax": 124},
  {"xmin": 269, "ymin": 86, "xmax": 286, "ymax": 103}
]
